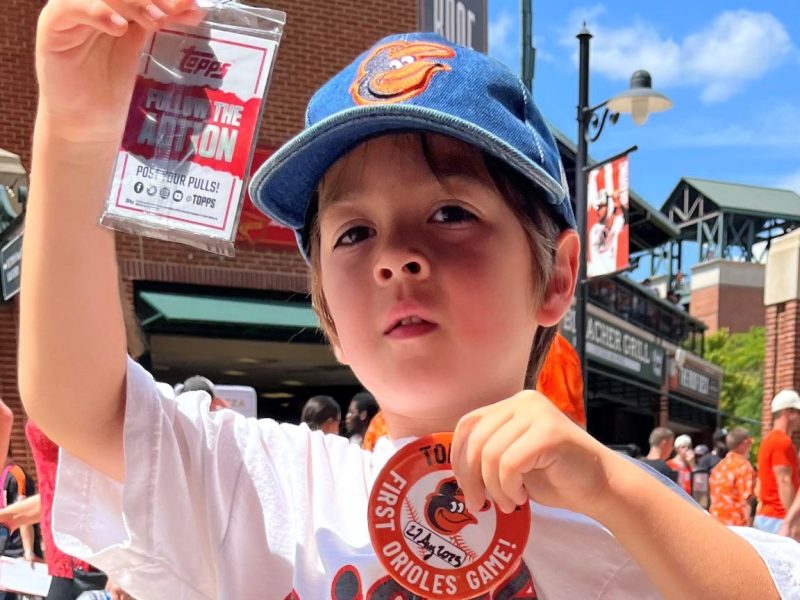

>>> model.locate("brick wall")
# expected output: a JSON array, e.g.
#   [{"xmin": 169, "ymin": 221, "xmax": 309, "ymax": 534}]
[
  {"xmin": 0, "ymin": 0, "xmax": 42, "ymax": 471},
  {"xmin": 249, "ymin": 0, "xmax": 417, "ymax": 146},
  {"xmin": 689, "ymin": 285, "xmax": 719, "ymax": 332},
  {"xmin": 762, "ymin": 300, "xmax": 800, "ymax": 434},
  {"xmin": 0, "ymin": 0, "xmax": 43, "ymax": 167},
  {"xmin": 690, "ymin": 284, "xmax": 765, "ymax": 334},
  {"xmin": 0, "ymin": 300, "xmax": 33, "ymax": 472},
  {"xmin": 717, "ymin": 285, "xmax": 765, "ymax": 333},
  {"xmin": 0, "ymin": 0, "xmax": 416, "ymax": 473}
]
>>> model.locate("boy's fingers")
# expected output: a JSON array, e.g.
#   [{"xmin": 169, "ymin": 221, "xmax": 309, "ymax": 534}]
[
  {"xmin": 453, "ymin": 408, "xmax": 513, "ymax": 512},
  {"xmin": 451, "ymin": 414, "xmax": 486, "ymax": 512},
  {"xmin": 450, "ymin": 410, "xmax": 481, "ymax": 473},
  {"xmin": 481, "ymin": 418, "xmax": 532, "ymax": 513},
  {"xmin": 39, "ymin": 1, "xmax": 129, "ymax": 50},
  {"xmin": 498, "ymin": 430, "xmax": 541, "ymax": 506},
  {"xmin": 85, "ymin": 1, "xmax": 130, "ymax": 34},
  {"xmin": 101, "ymin": 0, "xmax": 178, "ymax": 29},
  {"xmin": 170, "ymin": 5, "xmax": 206, "ymax": 27}
]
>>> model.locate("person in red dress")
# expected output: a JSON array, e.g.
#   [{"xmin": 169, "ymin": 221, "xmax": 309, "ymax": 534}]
[{"xmin": 0, "ymin": 422, "xmax": 131, "ymax": 599}]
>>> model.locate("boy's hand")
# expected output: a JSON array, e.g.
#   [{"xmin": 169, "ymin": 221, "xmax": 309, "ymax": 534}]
[
  {"xmin": 36, "ymin": 0, "xmax": 203, "ymax": 141},
  {"xmin": 451, "ymin": 390, "xmax": 614, "ymax": 517}
]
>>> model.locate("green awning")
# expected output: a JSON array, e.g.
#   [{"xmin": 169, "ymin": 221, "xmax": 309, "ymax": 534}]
[{"xmin": 139, "ymin": 291, "xmax": 319, "ymax": 329}]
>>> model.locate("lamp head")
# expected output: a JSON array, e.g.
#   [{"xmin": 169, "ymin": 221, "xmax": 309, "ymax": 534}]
[{"xmin": 607, "ymin": 69, "xmax": 673, "ymax": 126}]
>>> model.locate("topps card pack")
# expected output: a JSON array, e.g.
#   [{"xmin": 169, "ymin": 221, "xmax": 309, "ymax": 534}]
[{"xmin": 101, "ymin": 2, "xmax": 286, "ymax": 255}]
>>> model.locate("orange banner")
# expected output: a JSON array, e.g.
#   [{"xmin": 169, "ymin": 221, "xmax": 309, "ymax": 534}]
[{"xmin": 236, "ymin": 147, "xmax": 297, "ymax": 248}]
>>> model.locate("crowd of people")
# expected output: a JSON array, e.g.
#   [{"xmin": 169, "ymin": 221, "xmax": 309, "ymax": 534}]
[
  {"xmin": 299, "ymin": 391, "xmax": 380, "ymax": 445},
  {"xmin": 639, "ymin": 389, "xmax": 800, "ymax": 539}
]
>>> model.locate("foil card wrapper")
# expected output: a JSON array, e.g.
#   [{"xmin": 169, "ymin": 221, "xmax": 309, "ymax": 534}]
[{"xmin": 101, "ymin": 6, "xmax": 285, "ymax": 255}]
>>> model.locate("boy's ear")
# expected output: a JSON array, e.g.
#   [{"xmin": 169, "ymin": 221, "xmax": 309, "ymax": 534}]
[{"xmin": 535, "ymin": 230, "xmax": 579, "ymax": 327}]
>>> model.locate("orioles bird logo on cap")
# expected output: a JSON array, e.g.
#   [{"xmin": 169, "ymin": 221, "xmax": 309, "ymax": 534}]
[{"xmin": 350, "ymin": 40, "xmax": 455, "ymax": 105}]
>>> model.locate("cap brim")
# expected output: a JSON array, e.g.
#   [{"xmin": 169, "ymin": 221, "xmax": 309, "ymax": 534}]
[{"xmin": 248, "ymin": 104, "xmax": 569, "ymax": 253}]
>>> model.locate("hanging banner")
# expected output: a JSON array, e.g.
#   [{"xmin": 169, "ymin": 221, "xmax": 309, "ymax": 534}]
[
  {"xmin": 586, "ymin": 154, "xmax": 630, "ymax": 278},
  {"xmin": 667, "ymin": 348, "xmax": 722, "ymax": 407}
]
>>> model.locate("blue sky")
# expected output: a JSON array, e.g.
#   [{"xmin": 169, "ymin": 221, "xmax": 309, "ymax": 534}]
[{"xmin": 487, "ymin": 1, "xmax": 800, "ymax": 215}]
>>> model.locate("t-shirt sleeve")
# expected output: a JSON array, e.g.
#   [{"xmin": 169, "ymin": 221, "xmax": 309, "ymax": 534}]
[
  {"xmin": 599, "ymin": 526, "xmax": 800, "ymax": 599},
  {"xmin": 51, "ymin": 357, "xmax": 257, "ymax": 597},
  {"xmin": 729, "ymin": 527, "xmax": 800, "ymax": 598},
  {"xmin": 770, "ymin": 437, "xmax": 796, "ymax": 469}
]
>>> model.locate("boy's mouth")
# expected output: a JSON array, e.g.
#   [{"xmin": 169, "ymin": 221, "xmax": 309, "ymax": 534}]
[{"xmin": 384, "ymin": 314, "xmax": 436, "ymax": 336}]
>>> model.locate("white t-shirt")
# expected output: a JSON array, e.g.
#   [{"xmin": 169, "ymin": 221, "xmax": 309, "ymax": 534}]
[{"xmin": 52, "ymin": 359, "xmax": 799, "ymax": 599}]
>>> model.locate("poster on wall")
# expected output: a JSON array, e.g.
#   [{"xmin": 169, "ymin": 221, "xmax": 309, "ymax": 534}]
[{"xmin": 586, "ymin": 154, "xmax": 630, "ymax": 278}]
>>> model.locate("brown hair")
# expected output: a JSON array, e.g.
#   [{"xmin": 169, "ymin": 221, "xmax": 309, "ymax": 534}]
[
  {"xmin": 308, "ymin": 134, "xmax": 562, "ymax": 387},
  {"xmin": 725, "ymin": 427, "xmax": 751, "ymax": 450},
  {"xmin": 649, "ymin": 426, "xmax": 675, "ymax": 448}
]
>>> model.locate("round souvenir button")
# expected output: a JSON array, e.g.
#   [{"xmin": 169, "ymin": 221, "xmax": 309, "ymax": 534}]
[{"xmin": 368, "ymin": 432, "xmax": 530, "ymax": 599}]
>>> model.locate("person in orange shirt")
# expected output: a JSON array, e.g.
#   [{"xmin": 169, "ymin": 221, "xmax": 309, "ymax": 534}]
[
  {"xmin": 756, "ymin": 390, "xmax": 800, "ymax": 534},
  {"xmin": 534, "ymin": 332, "xmax": 586, "ymax": 429},
  {"xmin": 709, "ymin": 427, "xmax": 755, "ymax": 527}
]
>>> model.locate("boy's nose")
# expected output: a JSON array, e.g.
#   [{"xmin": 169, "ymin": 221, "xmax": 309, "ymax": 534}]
[{"xmin": 373, "ymin": 248, "xmax": 431, "ymax": 284}]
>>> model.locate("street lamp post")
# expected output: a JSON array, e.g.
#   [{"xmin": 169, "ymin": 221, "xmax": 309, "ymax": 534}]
[{"xmin": 574, "ymin": 25, "xmax": 673, "ymax": 416}]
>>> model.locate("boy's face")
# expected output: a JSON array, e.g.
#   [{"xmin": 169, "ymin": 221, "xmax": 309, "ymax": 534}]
[{"xmin": 315, "ymin": 134, "xmax": 556, "ymax": 433}]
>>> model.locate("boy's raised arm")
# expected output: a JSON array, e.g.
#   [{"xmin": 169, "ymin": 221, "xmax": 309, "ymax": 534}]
[
  {"xmin": 20, "ymin": 123, "xmax": 128, "ymax": 480},
  {"xmin": 18, "ymin": 0, "xmax": 201, "ymax": 481}
]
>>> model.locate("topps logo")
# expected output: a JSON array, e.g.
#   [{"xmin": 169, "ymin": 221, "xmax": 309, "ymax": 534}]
[{"xmin": 179, "ymin": 47, "xmax": 231, "ymax": 79}]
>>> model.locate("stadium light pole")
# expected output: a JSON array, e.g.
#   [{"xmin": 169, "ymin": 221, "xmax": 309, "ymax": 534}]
[{"xmin": 574, "ymin": 24, "xmax": 673, "ymax": 416}]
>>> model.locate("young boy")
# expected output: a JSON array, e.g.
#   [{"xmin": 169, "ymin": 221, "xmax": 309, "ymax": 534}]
[{"xmin": 20, "ymin": 1, "xmax": 797, "ymax": 598}]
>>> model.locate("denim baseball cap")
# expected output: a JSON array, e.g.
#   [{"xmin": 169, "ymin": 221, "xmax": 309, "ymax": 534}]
[{"xmin": 249, "ymin": 32, "xmax": 576, "ymax": 256}]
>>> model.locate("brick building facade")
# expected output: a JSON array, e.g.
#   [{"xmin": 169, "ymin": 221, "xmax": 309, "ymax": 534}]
[
  {"xmin": 1, "ymin": 0, "xmax": 417, "ymax": 472},
  {"xmin": 690, "ymin": 260, "xmax": 765, "ymax": 334},
  {"xmin": 762, "ymin": 230, "xmax": 800, "ymax": 439}
]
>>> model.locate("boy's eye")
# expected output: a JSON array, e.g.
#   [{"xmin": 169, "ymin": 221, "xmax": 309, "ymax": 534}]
[
  {"xmin": 431, "ymin": 205, "xmax": 478, "ymax": 225},
  {"xmin": 334, "ymin": 225, "xmax": 374, "ymax": 248}
]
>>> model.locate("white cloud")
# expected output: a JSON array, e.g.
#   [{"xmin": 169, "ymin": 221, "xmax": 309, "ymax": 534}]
[
  {"xmin": 644, "ymin": 103, "xmax": 800, "ymax": 149},
  {"xmin": 488, "ymin": 10, "xmax": 518, "ymax": 71},
  {"xmin": 683, "ymin": 11, "xmax": 793, "ymax": 102},
  {"xmin": 490, "ymin": 10, "xmax": 558, "ymax": 72},
  {"xmin": 776, "ymin": 168, "xmax": 800, "ymax": 193},
  {"xmin": 562, "ymin": 9, "xmax": 793, "ymax": 103}
]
